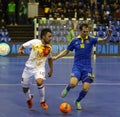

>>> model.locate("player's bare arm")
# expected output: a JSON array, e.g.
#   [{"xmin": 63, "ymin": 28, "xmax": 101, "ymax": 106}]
[
  {"xmin": 18, "ymin": 45, "xmax": 24, "ymax": 54},
  {"xmin": 98, "ymin": 29, "xmax": 112, "ymax": 42},
  {"xmin": 47, "ymin": 58, "xmax": 53, "ymax": 77},
  {"xmin": 52, "ymin": 50, "xmax": 70, "ymax": 60}
]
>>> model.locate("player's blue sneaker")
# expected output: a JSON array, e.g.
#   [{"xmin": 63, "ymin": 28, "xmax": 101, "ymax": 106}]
[
  {"xmin": 61, "ymin": 88, "xmax": 68, "ymax": 98},
  {"xmin": 75, "ymin": 100, "xmax": 82, "ymax": 110}
]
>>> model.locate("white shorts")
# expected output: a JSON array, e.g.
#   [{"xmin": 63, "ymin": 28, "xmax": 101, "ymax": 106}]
[{"xmin": 21, "ymin": 66, "xmax": 46, "ymax": 87}]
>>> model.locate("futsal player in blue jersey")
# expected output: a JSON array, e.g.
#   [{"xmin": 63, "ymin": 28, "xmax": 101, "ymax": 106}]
[{"xmin": 53, "ymin": 23, "xmax": 112, "ymax": 110}]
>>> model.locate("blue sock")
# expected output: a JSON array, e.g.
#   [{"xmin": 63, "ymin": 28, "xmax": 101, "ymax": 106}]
[
  {"xmin": 66, "ymin": 85, "xmax": 71, "ymax": 91},
  {"xmin": 76, "ymin": 90, "xmax": 87, "ymax": 102}
]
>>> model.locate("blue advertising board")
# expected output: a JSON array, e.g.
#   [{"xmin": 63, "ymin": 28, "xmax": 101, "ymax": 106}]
[
  {"xmin": 0, "ymin": 42, "xmax": 119, "ymax": 56},
  {"xmin": 96, "ymin": 43, "xmax": 119, "ymax": 55}
]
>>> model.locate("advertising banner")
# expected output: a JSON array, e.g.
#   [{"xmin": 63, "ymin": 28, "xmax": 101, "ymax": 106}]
[{"xmin": 0, "ymin": 42, "xmax": 119, "ymax": 56}]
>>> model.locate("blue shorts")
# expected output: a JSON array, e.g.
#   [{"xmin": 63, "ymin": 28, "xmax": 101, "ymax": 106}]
[{"xmin": 71, "ymin": 66, "xmax": 94, "ymax": 83}]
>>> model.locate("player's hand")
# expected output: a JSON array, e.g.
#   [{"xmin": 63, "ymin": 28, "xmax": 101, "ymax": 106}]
[
  {"xmin": 18, "ymin": 49, "xmax": 24, "ymax": 54},
  {"xmin": 47, "ymin": 69, "xmax": 53, "ymax": 77}
]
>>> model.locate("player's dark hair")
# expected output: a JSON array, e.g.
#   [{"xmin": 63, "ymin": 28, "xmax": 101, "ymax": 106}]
[
  {"xmin": 40, "ymin": 28, "xmax": 52, "ymax": 38},
  {"xmin": 79, "ymin": 23, "xmax": 89, "ymax": 31}
]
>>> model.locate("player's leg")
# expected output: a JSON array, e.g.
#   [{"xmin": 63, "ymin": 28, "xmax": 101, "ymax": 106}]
[
  {"xmin": 36, "ymin": 78, "xmax": 48, "ymax": 110},
  {"xmin": 22, "ymin": 83, "xmax": 34, "ymax": 109},
  {"xmin": 35, "ymin": 69, "xmax": 48, "ymax": 110},
  {"xmin": 75, "ymin": 70, "xmax": 94, "ymax": 110},
  {"xmin": 75, "ymin": 82, "xmax": 91, "ymax": 110},
  {"xmin": 21, "ymin": 67, "xmax": 33, "ymax": 109},
  {"xmin": 61, "ymin": 77, "xmax": 78, "ymax": 98},
  {"xmin": 61, "ymin": 66, "xmax": 80, "ymax": 98}
]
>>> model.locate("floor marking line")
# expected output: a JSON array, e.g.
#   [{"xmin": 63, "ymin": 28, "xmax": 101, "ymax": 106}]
[{"xmin": 0, "ymin": 83, "xmax": 120, "ymax": 86}]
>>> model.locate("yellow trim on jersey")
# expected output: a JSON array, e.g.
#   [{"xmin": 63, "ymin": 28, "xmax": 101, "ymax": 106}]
[
  {"xmin": 77, "ymin": 35, "xmax": 89, "ymax": 49},
  {"xmin": 77, "ymin": 35, "xmax": 89, "ymax": 40},
  {"xmin": 80, "ymin": 44, "xmax": 84, "ymax": 48}
]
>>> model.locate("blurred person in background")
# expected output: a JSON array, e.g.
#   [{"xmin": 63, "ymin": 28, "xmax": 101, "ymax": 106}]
[
  {"xmin": 0, "ymin": 18, "xmax": 6, "ymax": 30},
  {"xmin": 19, "ymin": 1, "xmax": 27, "ymax": 25},
  {"xmin": 8, "ymin": 0, "xmax": 17, "ymax": 25},
  {"xmin": 67, "ymin": 24, "xmax": 75, "ymax": 43}
]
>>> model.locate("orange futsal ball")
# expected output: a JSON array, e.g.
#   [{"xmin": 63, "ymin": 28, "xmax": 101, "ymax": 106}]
[{"xmin": 59, "ymin": 102, "xmax": 71, "ymax": 114}]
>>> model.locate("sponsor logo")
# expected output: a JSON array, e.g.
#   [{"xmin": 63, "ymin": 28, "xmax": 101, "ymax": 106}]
[{"xmin": 0, "ymin": 43, "xmax": 10, "ymax": 56}]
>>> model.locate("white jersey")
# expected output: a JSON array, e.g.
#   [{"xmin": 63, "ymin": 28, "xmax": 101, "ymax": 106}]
[{"xmin": 23, "ymin": 39, "xmax": 52, "ymax": 70}]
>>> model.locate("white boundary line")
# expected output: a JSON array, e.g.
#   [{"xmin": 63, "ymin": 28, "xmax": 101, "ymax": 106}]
[{"xmin": 0, "ymin": 83, "xmax": 120, "ymax": 86}]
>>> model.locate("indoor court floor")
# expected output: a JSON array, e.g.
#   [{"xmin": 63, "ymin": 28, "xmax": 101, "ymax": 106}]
[{"xmin": 0, "ymin": 56, "xmax": 120, "ymax": 117}]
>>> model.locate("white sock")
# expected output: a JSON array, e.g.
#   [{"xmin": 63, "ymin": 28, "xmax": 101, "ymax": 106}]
[
  {"xmin": 25, "ymin": 89, "xmax": 32, "ymax": 100},
  {"xmin": 38, "ymin": 84, "xmax": 45, "ymax": 102}
]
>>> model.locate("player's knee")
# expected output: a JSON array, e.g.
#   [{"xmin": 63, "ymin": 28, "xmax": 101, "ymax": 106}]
[
  {"xmin": 82, "ymin": 84, "xmax": 90, "ymax": 92},
  {"xmin": 36, "ymin": 78, "xmax": 43, "ymax": 86},
  {"xmin": 23, "ymin": 87, "xmax": 29, "ymax": 93},
  {"xmin": 70, "ymin": 83, "xmax": 76, "ymax": 88},
  {"xmin": 83, "ymin": 88, "xmax": 89, "ymax": 92},
  {"xmin": 70, "ymin": 77, "xmax": 78, "ymax": 88}
]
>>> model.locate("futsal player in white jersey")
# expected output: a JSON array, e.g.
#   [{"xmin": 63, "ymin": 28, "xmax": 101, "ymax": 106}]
[{"xmin": 18, "ymin": 28, "xmax": 53, "ymax": 110}]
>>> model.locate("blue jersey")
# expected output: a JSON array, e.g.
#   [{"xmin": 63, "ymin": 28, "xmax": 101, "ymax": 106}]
[{"xmin": 67, "ymin": 35, "xmax": 98, "ymax": 68}]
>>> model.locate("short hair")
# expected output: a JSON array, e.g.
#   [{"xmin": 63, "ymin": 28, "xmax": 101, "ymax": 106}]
[
  {"xmin": 40, "ymin": 28, "xmax": 52, "ymax": 38},
  {"xmin": 79, "ymin": 23, "xmax": 89, "ymax": 31}
]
